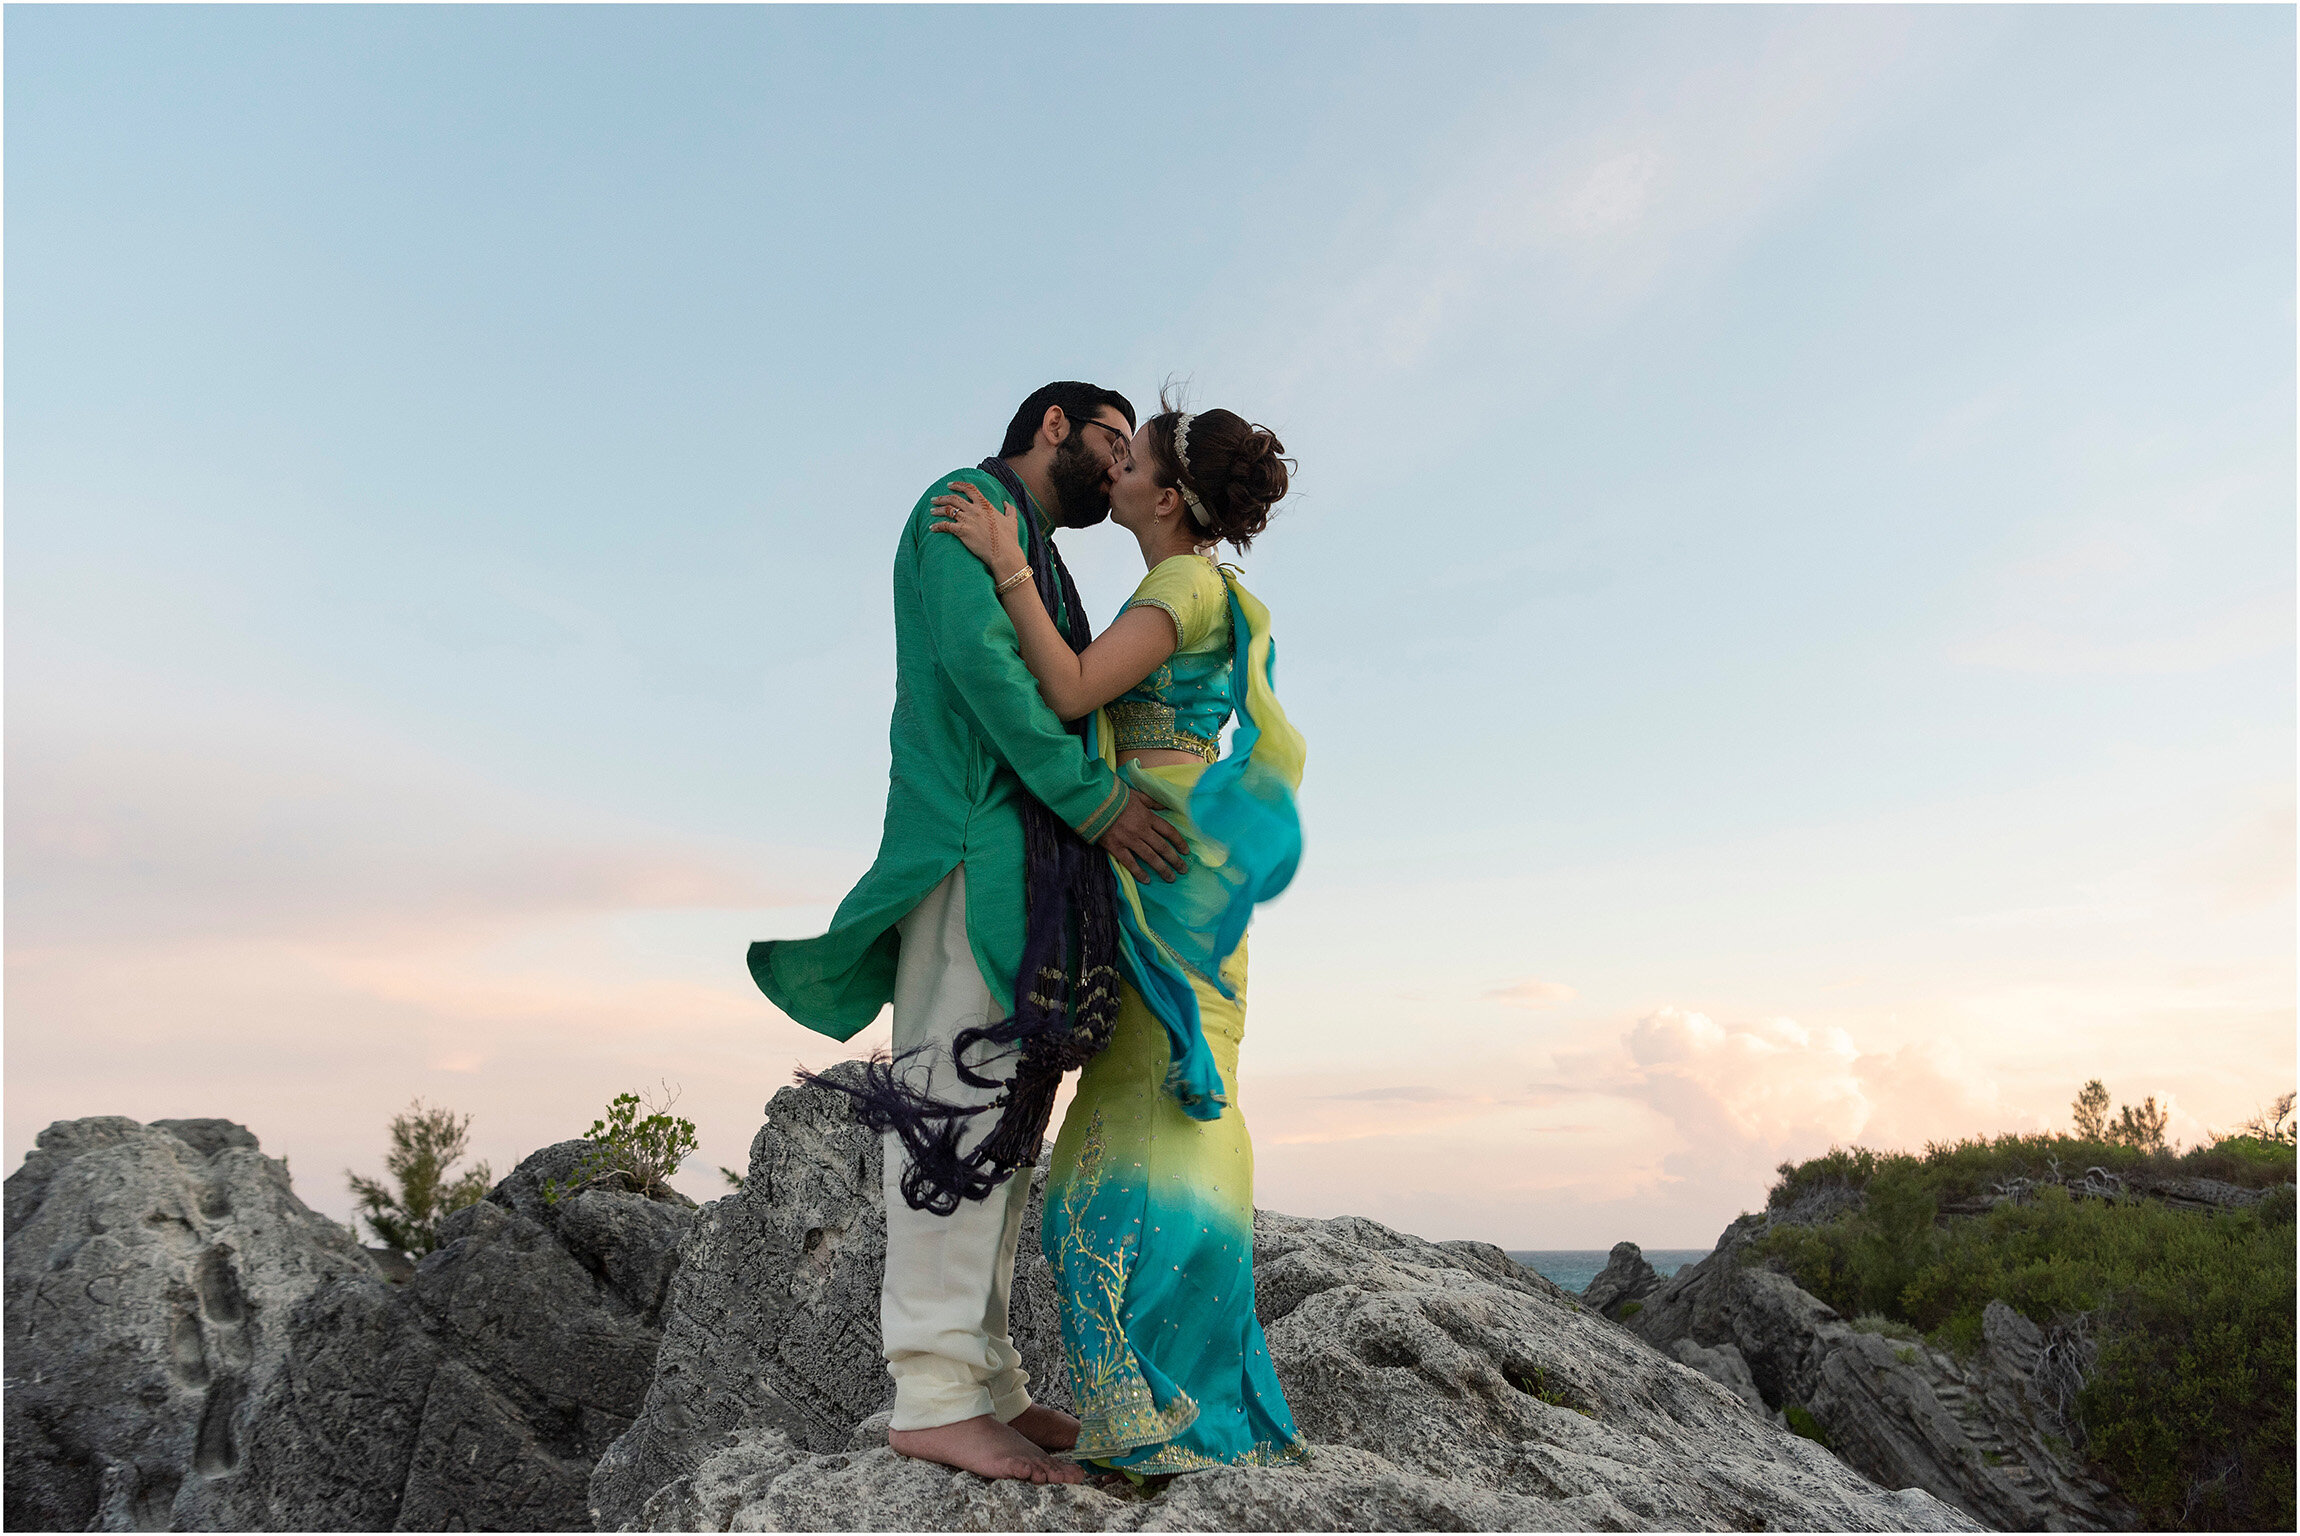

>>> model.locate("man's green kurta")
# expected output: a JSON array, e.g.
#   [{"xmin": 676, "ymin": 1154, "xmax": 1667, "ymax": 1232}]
[{"xmin": 748, "ymin": 468, "xmax": 1128, "ymax": 1038}]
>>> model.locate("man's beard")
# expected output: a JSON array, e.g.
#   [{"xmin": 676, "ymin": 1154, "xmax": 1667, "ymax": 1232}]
[{"xmin": 1046, "ymin": 433, "xmax": 1113, "ymax": 528}]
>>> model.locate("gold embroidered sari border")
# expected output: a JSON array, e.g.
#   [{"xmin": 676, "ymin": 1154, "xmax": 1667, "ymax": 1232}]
[
  {"xmin": 1093, "ymin": 1432, "xmax": 1315, "ymax": 1476},
  {"xmin": 1070, "ymin": 1378, "xmax": 1201, "ymax": 1460}
]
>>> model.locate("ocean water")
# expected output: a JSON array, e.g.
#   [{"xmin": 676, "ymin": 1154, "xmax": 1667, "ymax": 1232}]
[{"xmin": 1507, "ymin": 1249, "xmax": 1712, "ymax": 1295}]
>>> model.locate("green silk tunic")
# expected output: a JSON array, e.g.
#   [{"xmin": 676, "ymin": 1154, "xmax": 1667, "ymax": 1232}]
[{"xmin": 747, "ymin": 467, "xmax": 1128, "ymax": 1039}]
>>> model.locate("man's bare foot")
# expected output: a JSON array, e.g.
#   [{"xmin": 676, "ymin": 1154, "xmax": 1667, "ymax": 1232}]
[
  {"xmin": 887, "ymin": 1414, "xmax": 1086, "ymax": 1484},
  {"xmin": 1008, "ymin": 1403, "xmax": 1081, "ymax": 1452}
]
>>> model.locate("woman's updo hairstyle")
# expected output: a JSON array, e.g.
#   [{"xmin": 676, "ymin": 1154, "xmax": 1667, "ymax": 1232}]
[{"xmin": 1141, "ymin": 386, "xmax": 1292, "ymax": 552}]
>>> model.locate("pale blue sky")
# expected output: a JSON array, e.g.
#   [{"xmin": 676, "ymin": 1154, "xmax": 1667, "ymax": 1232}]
[{"xmin": 9, "ymin": 5, "xmax": 2292, "ymax": 1247}]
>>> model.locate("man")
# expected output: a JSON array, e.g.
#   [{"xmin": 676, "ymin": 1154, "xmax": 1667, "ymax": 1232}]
[{"xmin": 749, "ymin": 382, "xmax": 1188, "ymax": 1484}]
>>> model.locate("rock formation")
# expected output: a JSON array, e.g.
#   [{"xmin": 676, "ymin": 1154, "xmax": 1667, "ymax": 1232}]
[
  {"xmin": 586, "ymin": 1061, "xmax": 1074, "ymax": 1530},
  {"xmin": 7, "ymin": 1087, "xmax": 1979, "ymax": 1533},
  {"xmin": 594, "ymin": 1066, "xmax": 1975, "ymax": 1533},
  {"xmin": 3, "ymin": 1117, "xmax": 377, "ymax": 1531},
  {"xmin": 4, "ymin": 1120, "xmax": 695, "ymax": 1532},
  {"xmin": 175, "ymin": 1138, "xmax": 695, "ymax": 1532},
  {"xmin": 1623, "ymin": 1214, "xmax": 2139, "ymax": 1530},
  {"xmin": 1578, "ymin": 1239, "xmax": 1664, "ymax": 1320},
  {"xmin": 1934, "ymin": 1164, "xmax": 2279, "ymax": 1219}
]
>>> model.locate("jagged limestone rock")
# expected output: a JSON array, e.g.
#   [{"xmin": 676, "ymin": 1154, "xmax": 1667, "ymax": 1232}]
[
  {"xmin": 174, "ymin": 1140, "xmax": 694, "ymax": 1531},
  {"xmin": 587, "ymin": 1064, "xmax": 1080, "ymax": 1531},
  {"xmin": 626, "ymin": 1417, "xmax": 1967, "ymax": 1534},
  {"xmin": 2, "ymin": 1116, "xmax": 376, "ymax": 1532},
  {"xmin": 595, "ymin": 1066, "xmax": 1977, "ymax": 1534},
  {"xmin": 1668, "ymin": 1339, "xmax": 1767, "ymax": 1414},
  {"xmin": 1626, "ymin": 1215, "xmax": 2140, "ymax": 1530},
  {"xmin": 3, "ymin": 1120, "xmax": 697, "ymax": 1533},
  {"xmin": 1580, "ymin": 1240, "xmax": 1664, "ymax": 1320}
]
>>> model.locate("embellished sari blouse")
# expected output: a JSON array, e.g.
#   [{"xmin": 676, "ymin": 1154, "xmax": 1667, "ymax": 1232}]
[{"xmin": 1108, "ymin": 554, "xmax": 1234, "ymax": 762}]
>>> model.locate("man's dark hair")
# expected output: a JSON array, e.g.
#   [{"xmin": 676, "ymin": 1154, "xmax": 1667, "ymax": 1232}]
[{"xmin": 998, "ymin": 381, "xmax": 1136, "ymax": 458}]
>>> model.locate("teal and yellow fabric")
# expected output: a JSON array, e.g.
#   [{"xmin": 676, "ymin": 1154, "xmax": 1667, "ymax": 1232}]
[
  {"xmin": 1107, "ymin": 554, "xmax": 1235, "ymax": 762},
  {"xmin": 747, "ymin": 470, "xmax": 1128, "ymax": 1037},
  {"xmin": 1042, "ymin": 562, "xmax": 1310, "ymax": 1475}
]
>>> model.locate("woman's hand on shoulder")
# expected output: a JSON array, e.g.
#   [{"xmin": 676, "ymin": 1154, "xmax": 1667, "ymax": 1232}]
[{"xmin": 929, "ymin": 481, "xmax": 1025, "ymax": 582}]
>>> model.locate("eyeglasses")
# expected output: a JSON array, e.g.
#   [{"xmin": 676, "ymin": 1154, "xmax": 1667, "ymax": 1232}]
[{"xmin": 1060, "ymin": 411, "xmax": 1133, "ymax": 463}]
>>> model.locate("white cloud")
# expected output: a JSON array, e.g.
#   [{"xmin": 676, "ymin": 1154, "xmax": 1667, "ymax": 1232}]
[
  {"xmin": 1241, "ymin": 1000, "xmax": 2054, "ymax": 1249},
  {"xmin": 1621, "ymin": 1007, "xmax": 1870, "ymax": 1146},
  {"xmin": 1488, "ymin": 978, "xmax": 1579, "ymax": 1008},
  {"xmin": 1515, "ymin": 1005, "xmax": 2049, "ymax": 1235}
]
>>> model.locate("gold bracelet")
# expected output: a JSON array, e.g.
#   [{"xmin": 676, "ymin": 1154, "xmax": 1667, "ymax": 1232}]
[{"xmin": 993, "ymin": 564, "xmax": 1033, "ymax": 596}]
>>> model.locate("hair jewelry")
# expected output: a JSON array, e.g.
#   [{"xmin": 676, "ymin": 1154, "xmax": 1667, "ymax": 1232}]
[{"xmin": 1171, "ymin": 414, "xmax": 1213, "ymax": 529}]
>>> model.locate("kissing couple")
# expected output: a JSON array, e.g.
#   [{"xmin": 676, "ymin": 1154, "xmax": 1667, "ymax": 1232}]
[{"xmin": 749, "ymin": 380, "xmax": 1310, "ymax": 1483}]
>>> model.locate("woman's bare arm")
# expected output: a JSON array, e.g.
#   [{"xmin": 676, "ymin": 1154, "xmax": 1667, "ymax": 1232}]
[
  {"xmin": 931, "ymin": 481, "xmax": 1178, "ymax": 721},
  {"xmin": 997, "ymin": 591, "xmax": 1176, "ymax": 721}
]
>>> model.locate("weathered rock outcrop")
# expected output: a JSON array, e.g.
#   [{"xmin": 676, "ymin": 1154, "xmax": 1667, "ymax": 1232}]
[
  {"xmin": 175, "ymin": 1138, "xmax": 696, "ymax": 1532},
  {"xmin": 1624, "ymin": 1215, "xmax": 2138, "ymax": 1530},
  {"xmin": 3, "ymin": 1117, "xmax": 377, "ymax": 1531},
  {"xmin": 1579, "ymin": 1240, "xmax": 1664, "ymax": 1320},
  {"xmin": 1932, "ymin": 1163, "xmax": 2284, "ymax": 1220},
  {"xmin": 7, "ymin": 1092, "xmax": 1981, "ymax": 1533},
  {"xmin": 593, "ymin": 1067, "xmax": 1977, "ymax": 1533},
  {"xmin": 586, "ymin": 1064, "xmax": 1075, "ymax": 1530},
  {"xmin": 4, "ymin": 1120, "xmax": 696, "ymax": 1532}
]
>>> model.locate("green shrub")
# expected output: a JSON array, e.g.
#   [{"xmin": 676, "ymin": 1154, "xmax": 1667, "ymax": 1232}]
[
  {"xmin": 1851, "ymin": 1313, "xmax": 1922, "ymax": 1343},
  {"xmin": 1754, "ymin": 1157, "xmax": 2296, "ymax": 1531},
  {"xmin": 1617, "ymin": 1300, "xmax": 1643, "ymax": 1319},
  {"xmin": 1766, "ymin": 1131, "xmax": 2294, "ymax": 1217},
  {"xmin": 543, "ymin": 1087, "xmax": 699, "ymax": 1205},
  {"xmin": 345, "ymin": 1100, "xmax": 492, "ymax": 1260},
  {"xmin": 1505, "ymin": 1362, "xmax": 1596, "ymax": 1417},
  {"xmin": 2180, "ymin": 1136, "xmax": 2296, "ymax": 1185},
  {"xmin": 1783, "ymin": 1403, "xmax": 1832, "ymax": 1448}
]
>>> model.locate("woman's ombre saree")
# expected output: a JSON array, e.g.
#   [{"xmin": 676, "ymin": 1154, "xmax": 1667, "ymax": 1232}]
[{"xmin": 1041, "ymin": 566, "xmax": 1312, "ymax": 1475}]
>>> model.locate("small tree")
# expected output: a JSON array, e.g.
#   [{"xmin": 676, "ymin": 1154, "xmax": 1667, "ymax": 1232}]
[
  {"xmin": 2110, "ymin": 1095, "xmax": 2170, "ymax": 1154},
  {"xmin": 2236, "ymin": 1091, "xmax": 2297, "ymax": 1147},
  {"xmin": 347, "ymin": 1100, "xmax": 493, "ymax": 1258},
  {"xmin": 543, "ymin": 1084, "xmax": 699, "ymax": 1204},
  {"xmin": 2072, "ymin": 1080, "xmax": 2112, "ymax": 1141}
]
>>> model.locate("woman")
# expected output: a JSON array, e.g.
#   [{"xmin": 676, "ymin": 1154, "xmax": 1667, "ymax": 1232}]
[{"xmin": 928, "ymin": 398, "xmax": 1310, "ymax": 1477}]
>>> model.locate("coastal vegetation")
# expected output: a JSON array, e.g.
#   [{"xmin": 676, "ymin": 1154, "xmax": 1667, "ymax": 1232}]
[
  {"xmin": 1750, "ymin": 1086, "xmax": 2296, "ymax": 1531},
  {"xmin": 541, "ymin": 1084, "xmax": 700, "ymax": 1204},
  {"xmin": 345, "ymin": 1099, "xmax": 494, "ymax": 1259}
]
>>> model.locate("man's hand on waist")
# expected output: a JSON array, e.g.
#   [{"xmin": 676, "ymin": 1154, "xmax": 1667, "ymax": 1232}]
[{"xmin": 1097, "ymin": 791, "xmax": 1189, "ymax": 883}]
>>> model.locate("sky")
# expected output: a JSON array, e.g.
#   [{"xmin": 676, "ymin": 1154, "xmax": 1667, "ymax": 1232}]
[{"xmin": 7, "ymin": 5, "xmax": 2292, "ymax": 1250}]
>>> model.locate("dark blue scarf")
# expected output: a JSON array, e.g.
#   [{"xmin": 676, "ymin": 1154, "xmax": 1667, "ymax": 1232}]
[{"xmin": 808, "ymin": 459, "xmax": 1123, "ymax": 1217}]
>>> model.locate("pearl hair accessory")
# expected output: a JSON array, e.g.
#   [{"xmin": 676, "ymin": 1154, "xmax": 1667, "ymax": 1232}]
[{"xmin": 1171, "ymin": 413, "xmax": 1214, "ymax": 529}]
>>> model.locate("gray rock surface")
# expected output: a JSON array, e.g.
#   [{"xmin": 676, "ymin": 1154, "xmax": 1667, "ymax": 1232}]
[
  {"xmin": 1667, "ymin": 1339, "xmax": 1767, "ymax": 1414},
  {"xmin": 3, "ymin": 1116, "xmax": 376, "ymax": 1532},
  {"xmin": 627, "ymin": 1418, "xmax": 1966, "ymax": 1534},
  {"xmin": 4, "ymin": 1119, "xmax": 696, "ymax": 1532},
  {"xmin": 1625, "ymin": 1214, "xmax": 2139, "ymax": 1530},
  {"xmin": 587, "ymin": 1064, "xmax": 1077, "ymax": 1531},
  {"xmin": 595, "ymin": 1066, "xmax": 1978, "ymax": 1534},
  {"xmin": 1579, "ymin": 1239, "xmax": 1664, "ymax": 1320},
  {"xmin": 175, "ymin": 1140, "xmax": 696, "ymax": 1532}
]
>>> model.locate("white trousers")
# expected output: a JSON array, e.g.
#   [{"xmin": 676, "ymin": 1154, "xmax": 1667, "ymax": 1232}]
[{"xmin": 880, "ymin": 865, "xmax": 1036, "ymax": 1430}]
